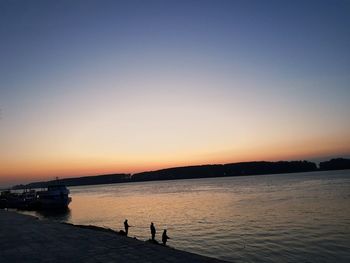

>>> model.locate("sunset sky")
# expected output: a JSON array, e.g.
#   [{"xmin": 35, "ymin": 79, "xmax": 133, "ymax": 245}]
[{"xmin": 1, "ymin": 0, "xmax": 350, "ymax": 186}]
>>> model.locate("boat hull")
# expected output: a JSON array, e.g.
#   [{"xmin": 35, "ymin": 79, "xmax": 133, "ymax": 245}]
[
  {"xmin": 1, "ymin": 184, "xmax": 72, "ymax": 211},
  {"xmin": 37, "ymin": 197, "xmax": 71, "ymax": 210}
]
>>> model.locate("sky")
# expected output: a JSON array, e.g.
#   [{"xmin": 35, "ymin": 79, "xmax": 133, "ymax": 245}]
[{"xmin": 1, "ymin": 0, "xmax": 350, "ymax": 186}]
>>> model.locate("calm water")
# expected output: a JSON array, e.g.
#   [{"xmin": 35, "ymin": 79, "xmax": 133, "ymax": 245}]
[{"xmin": 23, "ymin": 170, "xmax": 350, "ymax": 262}]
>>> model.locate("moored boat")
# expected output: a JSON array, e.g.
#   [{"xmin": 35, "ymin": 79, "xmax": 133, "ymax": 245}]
[
  {"xmin": 36, "ymin": 184, "xmax": 72, "ymax": 210},
  {"xmin": 0, "ymin": 189, "xmax": 38, "ymax": 210},
  {"xmin": 0, "ymin": 182, "xmax": 72, "ymax": 210}
]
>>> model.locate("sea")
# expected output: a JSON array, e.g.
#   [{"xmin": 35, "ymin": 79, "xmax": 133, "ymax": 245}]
[{"xmin": 20, "ymin": 170, "xmax": 350, "ymax": 262}]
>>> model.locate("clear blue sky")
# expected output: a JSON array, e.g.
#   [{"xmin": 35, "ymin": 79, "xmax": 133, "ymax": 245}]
[{"xmin": 1, "ymin": 0, "xmax": 350, "ymax": 186}]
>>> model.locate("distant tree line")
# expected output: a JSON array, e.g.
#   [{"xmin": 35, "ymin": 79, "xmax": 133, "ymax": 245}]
[
  {"xmin": 12, "ymin": 158, "xmax": 350, "ymax": 189},
  {"xmin": 319, "ymin": 158, "xmax": 350, "ymax": 171},
  {"xmin": 13, "ymin": 174, "xmax": 131, "ymax": 190},
  {"xmin": 130, "ymin": 161, "xmax": 317, "ymax": 182}
]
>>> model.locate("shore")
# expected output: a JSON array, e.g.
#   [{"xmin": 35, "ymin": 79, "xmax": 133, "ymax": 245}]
[{"xmin": 0, "ymin": 210, "xmax": 227, "ymax": 263}]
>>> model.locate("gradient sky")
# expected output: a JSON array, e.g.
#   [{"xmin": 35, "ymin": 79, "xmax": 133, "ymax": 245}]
[{"xmin": 1, "ymin": 0, "xmax": 350, "ymax": 186}]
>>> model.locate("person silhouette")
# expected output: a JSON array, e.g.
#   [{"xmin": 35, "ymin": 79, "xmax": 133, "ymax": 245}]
[
  {"xmin": 162, "ymin": 229, "xmax": 170, "ymax": 245},
  {"xmin": 124, "ymin": 219, "xmax": 130, "ymax": 236},
  {"xmin": 150, "ymin": 222, "xmax": 156, "ymax": 241}
]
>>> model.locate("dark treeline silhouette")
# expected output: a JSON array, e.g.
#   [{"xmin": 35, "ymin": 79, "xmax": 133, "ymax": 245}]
[
  {"xmin": 12, "ymin": 158, "xmax": 350, "ymax": 189},
  {"xmin": 319, "ymin": 158, "xmax": 350, "ymax": 171},
  {"xmin": 131, "ymin": 161, "xmax": 317, "ymax": 182},
  {"xmin": 13, "ymin": 173, "xmax": 130, "ymax": 190}
]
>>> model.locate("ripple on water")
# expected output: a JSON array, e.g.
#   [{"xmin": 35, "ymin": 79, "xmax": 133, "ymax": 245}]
[{"xmin": 20, "ymin": 170, "xmax": 350, "ymax": 263}]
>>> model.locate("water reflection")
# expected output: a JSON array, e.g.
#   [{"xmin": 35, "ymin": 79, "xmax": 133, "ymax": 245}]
[
  {"xmin": 35, "ymin": 208, "xmax": 72, "ymax": 221},
  {"xmin": 20, "ymin": 207, "xmax": 72, "ymax": 222},
  {"xmin": 18, "ymin": 170, "xmax": 350, "ymax": 263}
]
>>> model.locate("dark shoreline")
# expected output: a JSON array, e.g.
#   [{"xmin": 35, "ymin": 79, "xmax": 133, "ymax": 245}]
[
  {"xmin": 12, "ymin": 158, "xmax": 350, "ymax": 190},
  {"xmin": 0, "ymin": 209, "xmax": 227, "ymax": 262}
]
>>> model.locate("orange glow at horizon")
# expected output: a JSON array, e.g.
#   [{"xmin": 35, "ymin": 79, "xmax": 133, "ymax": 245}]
[
  {"xmin": 1, "ymin": 0, "xmax": 350, "ymax": 189},
  {"xmin": 1, "ymin": 133, "xmax": 349, "ymax": 186}
]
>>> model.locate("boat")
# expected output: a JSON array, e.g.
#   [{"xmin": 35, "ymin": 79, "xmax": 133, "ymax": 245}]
[
  {"xmin": 36, "ymin": 184, "xmax": 72, "ymax": 210},
  {"xmin": 17, "ymin": 189, "xmax": 37, "ymax": 210},
  {"xmin": 0, "ymin": 189, "xmax": 37, "ymax": 210},
  {"xmin": 0, "ymin": 190, "xmax": 16, "ymax": 208},
  {"xmin": 0, "ymin": 183, "xmax": 72, "ymax": 210}
]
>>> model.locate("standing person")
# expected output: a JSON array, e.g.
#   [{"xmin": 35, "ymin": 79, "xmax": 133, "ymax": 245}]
[
  {"xmin": 162, "ymin": 229, "xmax": 170, "ymax": 246},
  {"xmin": 150, "ymin": 222, "xmax": 156, "ymax": 241},
  {"xmin": 124, "ymin": 219, "xmax": 130, "ymax": 236}
]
